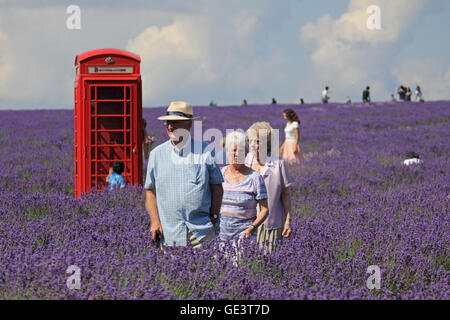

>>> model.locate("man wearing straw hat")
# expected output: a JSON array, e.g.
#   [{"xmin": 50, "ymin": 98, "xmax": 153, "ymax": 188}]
[{"xmin": 144, "ymin": 101, "xmax": 224, "ymax": 248}]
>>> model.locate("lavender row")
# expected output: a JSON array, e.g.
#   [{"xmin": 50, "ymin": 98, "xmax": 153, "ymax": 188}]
[{"xmin": 0, "ymin": 101, "xmax": 448, "ymax": 299}]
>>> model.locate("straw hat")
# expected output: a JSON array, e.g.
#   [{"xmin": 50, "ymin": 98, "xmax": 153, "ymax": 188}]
[{"xmin": 157, "ymin": 101, "xmax": 200, "ymax": 121}]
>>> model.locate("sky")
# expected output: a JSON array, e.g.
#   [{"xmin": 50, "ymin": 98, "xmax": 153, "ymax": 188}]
[{"xmin": 0, "ymin": 0, "xmax": 449, "ymax": 109}]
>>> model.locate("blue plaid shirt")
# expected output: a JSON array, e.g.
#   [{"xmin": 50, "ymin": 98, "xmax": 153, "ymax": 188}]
[{"xmin": 144, "ymin": 136, "xmax": 224, "ymax": 246}]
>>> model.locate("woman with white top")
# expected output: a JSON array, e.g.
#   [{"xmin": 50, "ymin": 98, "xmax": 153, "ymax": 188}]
[
  {"xmin": 280, "ymin": 108, "xmax": 303, "ymax": 164},
  {"xmin": 414, "ymin": 86, "xmax": 424, "ymax": 102}
]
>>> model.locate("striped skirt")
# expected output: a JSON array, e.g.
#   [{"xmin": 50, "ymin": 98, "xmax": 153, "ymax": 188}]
[
  {"xmin": 256, "ymin": 224, "xmax": 283, "ymax": 252},
  {"xmin": 218, "ymin": 215, "xmax": 257, "ymax": 241}
]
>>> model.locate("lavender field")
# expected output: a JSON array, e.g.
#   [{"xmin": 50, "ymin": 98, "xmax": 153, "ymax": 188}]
[{"xmin": 0, "ymin": 101, "xmax": 449, "ymax": 299}]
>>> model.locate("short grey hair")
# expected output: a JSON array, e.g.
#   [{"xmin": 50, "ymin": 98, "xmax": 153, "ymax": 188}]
[
  {"xmin": 225, "ymin": 131, "xmax": 248, "ymax": 164},
  {"xmin": 247, "ymin": 121, "xmax": 273, "ymax": 154}
]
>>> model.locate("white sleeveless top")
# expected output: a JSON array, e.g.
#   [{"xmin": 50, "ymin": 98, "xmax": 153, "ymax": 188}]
[{"xmin": 284, "ymin": 121, "xmax": 299, "ymax": 141}]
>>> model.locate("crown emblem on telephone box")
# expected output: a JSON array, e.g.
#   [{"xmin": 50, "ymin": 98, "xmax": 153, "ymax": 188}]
[{"xmin": 105, "ymin": 56, "xmax": 115, "ymax": 64}]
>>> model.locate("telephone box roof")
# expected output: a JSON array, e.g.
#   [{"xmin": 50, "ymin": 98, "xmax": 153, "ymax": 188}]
[{"xmin": 75, "ymin": 48, "xmax": 141, "ymax": 65}]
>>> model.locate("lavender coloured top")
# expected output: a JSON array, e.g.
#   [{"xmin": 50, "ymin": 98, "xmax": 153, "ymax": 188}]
[{"xmin": 245, "ymin": 153, "xmax": 293, "ymax": 230}]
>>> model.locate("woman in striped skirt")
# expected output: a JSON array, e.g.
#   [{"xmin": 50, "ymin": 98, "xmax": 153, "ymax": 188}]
[{"xmin": 246, "ymin": 122, "xmax": 294, "ymax": 252}]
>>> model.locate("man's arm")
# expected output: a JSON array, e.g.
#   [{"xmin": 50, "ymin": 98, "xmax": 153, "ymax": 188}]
[
  {"xmin": 210, "ymin": 183, "xmax": 223, "ymax": 227},
  {"xmin": 145, "ymin": 188, "xmax": 163, "ymax": 241}
]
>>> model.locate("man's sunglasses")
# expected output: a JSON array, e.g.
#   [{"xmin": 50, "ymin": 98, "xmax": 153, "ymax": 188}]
[{"xmin": 164, "ymin": 120, "xmax": 188, "ymax": 127}]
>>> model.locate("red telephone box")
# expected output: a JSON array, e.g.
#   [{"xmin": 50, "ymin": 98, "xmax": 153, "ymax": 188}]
[{"xmin": 74, "ymin": 48, "xmax": 143, "ymax": 197}]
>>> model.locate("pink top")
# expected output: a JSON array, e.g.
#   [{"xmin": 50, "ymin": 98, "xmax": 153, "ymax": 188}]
[{"xmin": 245, "ymin": 153, "xmax": 293, "ymax": 230}]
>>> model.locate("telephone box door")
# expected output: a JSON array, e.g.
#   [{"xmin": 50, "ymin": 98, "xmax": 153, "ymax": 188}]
[{"xmin": 85, "ymin": 81, "xmax": 138, "ymax": 192}]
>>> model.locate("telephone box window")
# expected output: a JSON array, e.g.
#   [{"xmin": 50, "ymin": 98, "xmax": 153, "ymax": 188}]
[
  {"xmin": 97, "ymin": 117, "xmax": 125, "ymax": 130},
  {"xmin": 97, "ymin": 86, "xmax": 124, "ymax": 100},
  {"xmin": 91, "ymin": 102, "xmax": 96, "ymax": 115},
  {"xmin": 97, "ymin": 163, "xmax": 108, "ymax": 175},
  {"xmin": 97, "ymin": 132, "xmax": 125, "ymax": 145},
  {"xmin": 98, "ymin": 146, "xmax": 125, "ymax": 160},
  {"xmin": 97, "ymin": 101, "xmax": 124, "ymax": 115}
]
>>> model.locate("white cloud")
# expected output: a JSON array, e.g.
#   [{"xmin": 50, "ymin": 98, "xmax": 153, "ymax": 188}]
[
  {"xmin": 0, "ymin": 6, "xmax": 173, "ymax": 109},
  {"xmin": 126, "ymin": 15, "xmax": 216, "ymax": 102},
  {"xmin": 0, "ymin": 1, "xmax": 298, "ymax": 108},
  {"xmin": 391, "ymin": 58, "xmax": 450, "ymax": 100},
  {"xmin": 126, "ymin": 6, "xmax": 289, "ymax": 105},
  {"xmin": 0, "ymin": 7, "xmax": 76, "ymax": 108},
  {"xmin": 232, "ymin": 10, "xmax": 260, "ymax": 53},
  {"xmin": 1, "ymin": 1, "xmax": 447, "ymax": 108},
  {"xmin": 299, "ymin": 0, "xmax": 433, "ymax": 102}
]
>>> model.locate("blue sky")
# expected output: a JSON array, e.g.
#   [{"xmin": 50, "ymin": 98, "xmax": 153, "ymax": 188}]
[{"xmin": 0, "ymin": 0, "xmax": 449, "ymax": 109}]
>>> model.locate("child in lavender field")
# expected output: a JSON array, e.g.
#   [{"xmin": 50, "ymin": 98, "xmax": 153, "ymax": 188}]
[{"xmin": 106, "ymin": 161, "xmax": 126, "ymax": 190}]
